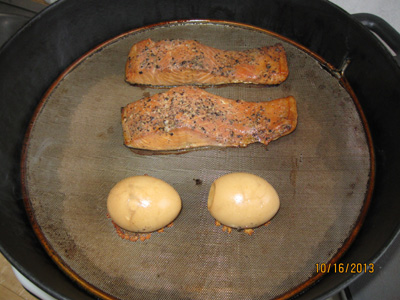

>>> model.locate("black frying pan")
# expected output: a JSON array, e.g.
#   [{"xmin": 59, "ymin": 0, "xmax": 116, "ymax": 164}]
[{"xmin": 0, "ymin": 0, "xmax": 399, "ymax": 299}]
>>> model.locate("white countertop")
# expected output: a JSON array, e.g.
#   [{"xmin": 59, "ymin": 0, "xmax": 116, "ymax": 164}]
[{"xmin": 331, "ymin": 0, "xmax": 400, "ymax": 32}]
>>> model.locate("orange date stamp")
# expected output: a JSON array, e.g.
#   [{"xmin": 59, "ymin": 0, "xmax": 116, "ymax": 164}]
[{"xmin": 316, "ymin": 263, "xmax": 375, "ymax": 274}]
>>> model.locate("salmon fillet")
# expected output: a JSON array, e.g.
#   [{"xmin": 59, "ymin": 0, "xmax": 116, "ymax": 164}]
[
  {"xmin": 121, "ymin": 86, "xmax": 297, "ymax": 153},
  {"xmin": 125, "ymin": 39, "xmax": 289, "ymax": 86}
]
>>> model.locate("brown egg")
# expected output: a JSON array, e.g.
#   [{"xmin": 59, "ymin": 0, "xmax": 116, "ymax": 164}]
[
  {"xmin": 208, "ymin": 172, "xmax": 280, "ymax": 229},
  {"xmin": 107, "ymin": 175, "xmax": 181, "ymax": 233}
]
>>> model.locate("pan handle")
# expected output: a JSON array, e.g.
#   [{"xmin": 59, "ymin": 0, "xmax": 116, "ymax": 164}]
[{"xmin": 353, "ymin": 13, "xmax": 400, "ymax": 66}]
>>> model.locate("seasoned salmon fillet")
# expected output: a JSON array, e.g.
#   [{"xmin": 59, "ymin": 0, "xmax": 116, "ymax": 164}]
[
  {"xmin": 121, "ymin": 86, "xmax": 297, "ymax": 153},
  {"xmin": 125, "ymin": 39, "xmax": 289, "ymax": 86}
]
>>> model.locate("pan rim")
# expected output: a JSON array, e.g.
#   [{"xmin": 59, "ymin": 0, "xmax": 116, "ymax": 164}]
[{"xmin": 20, "ymin": 19, "xmax": 375, "ymax": 300}]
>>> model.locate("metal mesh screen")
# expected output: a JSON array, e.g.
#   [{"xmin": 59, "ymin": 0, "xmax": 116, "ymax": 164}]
[{"xmin": 24, "ymin": 21, "xmax": 371, "ymax": 299}]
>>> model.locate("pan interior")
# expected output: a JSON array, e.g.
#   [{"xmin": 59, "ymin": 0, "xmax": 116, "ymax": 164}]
[{"xmin": 23, "ymin": 21, "xmax": 371, "ymax": 300}]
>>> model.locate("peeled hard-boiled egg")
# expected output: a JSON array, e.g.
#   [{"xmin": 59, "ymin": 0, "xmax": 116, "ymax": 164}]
[
  {"xmin": 107, "ymin": 175, "xmax": 181, "ymax": 233},
  {"xmin": 208, "ymin": 172, "xmax": 280, "ymax": 229}
]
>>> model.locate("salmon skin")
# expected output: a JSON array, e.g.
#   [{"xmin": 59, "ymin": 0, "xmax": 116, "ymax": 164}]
[
  {"xmin": 121, "ymin": 86, "xmax": 297, "ymax": 153},
  {"xmin": 125, "ymin": 39, "xmax": 289, "ymax": 86}
]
